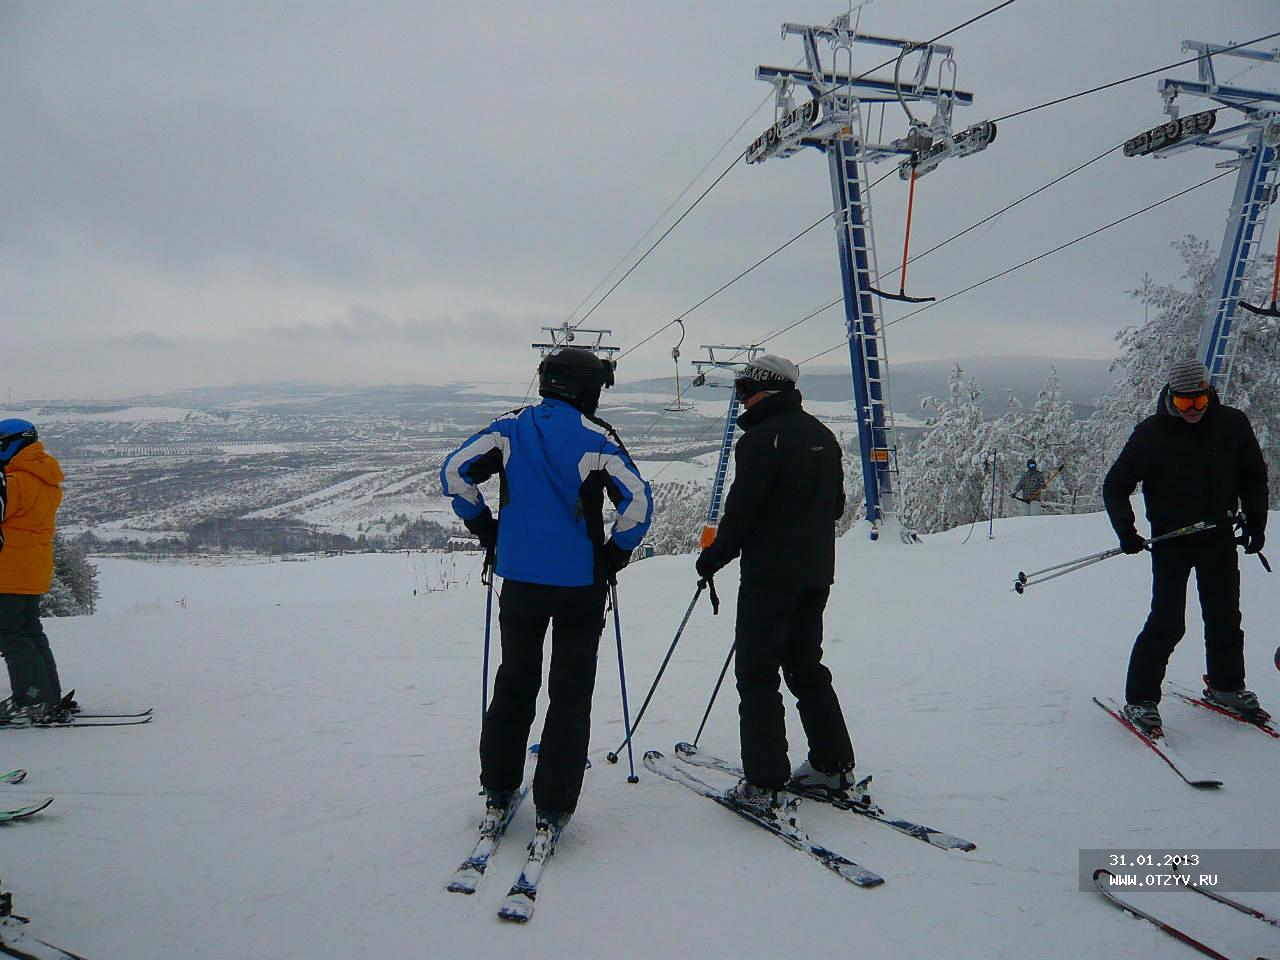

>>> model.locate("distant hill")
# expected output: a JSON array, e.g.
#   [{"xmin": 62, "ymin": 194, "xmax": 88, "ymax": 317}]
[{"xmin": 613, "ymin": 355, "xmax": 1115, "ymax": 418}]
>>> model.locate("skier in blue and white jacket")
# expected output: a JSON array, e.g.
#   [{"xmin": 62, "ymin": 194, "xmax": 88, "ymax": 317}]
[{"xmin": 440, "ymin": 347, "xmax": 652, "ymax": 836}]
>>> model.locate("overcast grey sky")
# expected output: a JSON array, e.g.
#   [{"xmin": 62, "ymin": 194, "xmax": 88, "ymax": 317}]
[{"xmin": 2, "ymin": 0, "xmax": 1277, "ymax": 399}]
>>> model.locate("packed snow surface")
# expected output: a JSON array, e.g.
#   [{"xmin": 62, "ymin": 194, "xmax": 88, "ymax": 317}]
[{"xmin": 3, "ymin": 511, "xmax": 1277, "ymax": 959}]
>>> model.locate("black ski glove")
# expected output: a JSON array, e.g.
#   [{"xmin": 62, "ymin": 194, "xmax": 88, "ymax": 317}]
[
  {"xmin": 695, "ymin": 550, "xmax": 722, "ymax": 580},
  {"xmin": 463, "ymin": 508, "xmax": 498, "ymax": 553},
  {"xmin": 601, "ymin": 539, "xmax": 632, "ymax": 582},
  {"xmin": 1118, "ymin": 530, "xmax": 1146, "ymax": 555},
  {"xmin": 1246, "ymin": 530, "xmax": 1266, "ymax": 555}
]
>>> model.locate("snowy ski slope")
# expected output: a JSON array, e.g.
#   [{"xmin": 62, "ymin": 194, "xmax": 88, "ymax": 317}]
[{"xmin": 1, "ymin": 511, "xmax": 1277, "ymax": 959}]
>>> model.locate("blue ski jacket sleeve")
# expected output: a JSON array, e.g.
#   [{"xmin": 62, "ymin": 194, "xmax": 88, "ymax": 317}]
[{"xmin": 440, "ymin": 398, "xmax": 653, "ymax": 586}]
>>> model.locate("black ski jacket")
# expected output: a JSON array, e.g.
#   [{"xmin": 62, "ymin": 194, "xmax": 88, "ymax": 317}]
[
  {"xmin": 1102, "ymin": 385, "xmax": 1269, "ymax": 541},
  {"xmin": 699, "ymin": 390, "xmax": 845, "ymax": 586}
]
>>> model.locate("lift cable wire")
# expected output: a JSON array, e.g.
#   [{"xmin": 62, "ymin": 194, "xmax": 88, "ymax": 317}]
[
  {"xmin": 574, "ymin": 153, "xmax": 746, "ymax": 331},
  {"xmin": 616, "ymin": 209, "xmax": 833, "ymax": 362},
  {"xmin": 794, "ymin": 168, "xmax": 1235, "ymax": 367},
  {"xmin": 565, "ymin": 85, "xmax": 786, "ymax": 328},
  {"xmin": 993, "ymin": 30, "xmax": 1280, "ymax": 125}
]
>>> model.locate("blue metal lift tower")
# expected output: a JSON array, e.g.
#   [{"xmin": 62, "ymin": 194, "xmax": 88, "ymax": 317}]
[
  {"xmin": 747, "ymin": 15, "xmax": 995, "ymax": 539},
  {"xmin": 1125, "ymin": 41, "xmax": 1280, "ymax": 392},
  {"xmin": 690, "ymin": 344, "xmax": 762, "ymax": 551}
]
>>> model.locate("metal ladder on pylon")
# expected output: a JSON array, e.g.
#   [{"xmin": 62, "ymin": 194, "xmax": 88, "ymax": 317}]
[
  {"xmin": 1205, "ymin": 138, "xmax": 1280, "ymax": 396},
  {"xmin": 833, "ymin": 94, "xmax": 902, "ymax": 523}
]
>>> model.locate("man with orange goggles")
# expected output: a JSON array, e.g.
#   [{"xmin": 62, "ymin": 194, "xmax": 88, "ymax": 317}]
[
  {"xmin": 1169, "ymin": 390, "xmax": 1210, "ymax": 413},
  {"xmin": 1102, "ymin": 357, "xmax": 1270, "ymax": 736}
]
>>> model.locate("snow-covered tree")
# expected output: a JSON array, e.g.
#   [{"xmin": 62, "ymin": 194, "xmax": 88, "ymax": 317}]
[
  {"xmin": 993, "ymin": 368, "xmax": 1087, "ymax": 513},
  {"xmin": 41, "ymin": 533, "xmax": 100, "ymax": 617},
  {"xmin": 901, "ymin": 365, "xmax": 996, "ymax": 533},
  {"xmin": 1088, "ymin": 236, "xmax": 1280, "ymax": 506}
]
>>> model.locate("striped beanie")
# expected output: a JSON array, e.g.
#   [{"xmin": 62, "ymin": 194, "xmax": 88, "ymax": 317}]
[{"xmin": 1167, "ymin": 358, "xmax": 1208, "ymax": 394}]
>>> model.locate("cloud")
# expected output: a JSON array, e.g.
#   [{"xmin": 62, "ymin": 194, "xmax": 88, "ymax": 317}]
[
  {"xmin": 260, "ymin": 305, "xmax": 550, "ymax": 345},
  {"xmin": 104, "ymin": 331, "xmax": 189, "ymax": 349}
]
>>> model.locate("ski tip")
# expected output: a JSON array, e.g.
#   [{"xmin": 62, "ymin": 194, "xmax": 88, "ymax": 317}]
[
  {"xmin": 674, "ymin": 741, "xmax": 697, "ymax": 756},
  {"xmin": 643, "ymin": 750, "xmax": 664, "ymax": 761}
]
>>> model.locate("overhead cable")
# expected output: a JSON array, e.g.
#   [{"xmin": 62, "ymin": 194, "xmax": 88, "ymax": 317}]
[
  {"xmin": 993, "ymin": 30, "xmax": 1280, "ymax": 124},
  {"xmin": 795, "ymin": 169, "xmax": 1235, "ymax": 366}
]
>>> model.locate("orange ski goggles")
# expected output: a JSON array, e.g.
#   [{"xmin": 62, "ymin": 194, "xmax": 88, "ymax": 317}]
[{"xmin": 1171, "ymin": 391, "xmax": 1209, "ymax": 412}]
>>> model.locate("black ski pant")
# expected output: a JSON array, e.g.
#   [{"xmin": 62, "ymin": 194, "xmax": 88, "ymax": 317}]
[
  {"xmin": 0, "ymin": 594, "xmax": 62, "ymax": 706},
  {"xmin": 480, "ymin": 579, "xmax": 607, "ymax": 815},
  {"xmin": 733, "ymin": 581, "xmax": 855, "ymax": 788},
  {"xmin": 1126, "ymin": 533, "xmax": 1244, "ymax": 704}
]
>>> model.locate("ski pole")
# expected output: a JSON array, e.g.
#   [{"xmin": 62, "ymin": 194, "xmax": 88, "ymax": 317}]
[
  {"xmin": 480, "ymin": 550, "xmax": 495, "ymax": 719},
  {"xmin": 987, "ymin": 449, "xmax": 997, "ymax": 540},
  {"xmin": 1015, "ymin": 518, "xmax": 1231, "ymax": 594},
  {"xmin": 607, "ymin": 578, "xmax": 712, "ymax": 764},
  {"xmin": 691, "ymin": 640, "xmax": 735, "ymax": 750},
  {"xmin": 1014, "ymin": 549, "xmax": 1121, "ymax": 593},
  {"xmin": 609, "ymin": 583, "xmax": 639, "ymax": 783},
  {"xmin": 1016, "ymin": 546, "xmax": 1122, "ymax": 586}
]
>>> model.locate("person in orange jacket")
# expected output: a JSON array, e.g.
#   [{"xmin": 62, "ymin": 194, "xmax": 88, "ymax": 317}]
[{"xmin": 0, "ymin": 419, "xmax": 68, "ymax": 723}]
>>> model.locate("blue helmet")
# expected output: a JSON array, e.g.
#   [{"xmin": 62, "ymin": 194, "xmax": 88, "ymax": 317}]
[{"xmin": 0, "ymin": 419, "xmax": 38, "ymax": 465}]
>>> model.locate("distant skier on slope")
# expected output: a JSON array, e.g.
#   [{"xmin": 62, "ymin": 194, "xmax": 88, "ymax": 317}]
[
  {"xmin": 693, "ymin": 355, "xmax": 856, "ymax": 814},
  {"xmin": 440, "ymin": 347, "xmax": 652, "ymax": 842},
  {"xmin": 0, "ymin": 419, "xmax": 73, "ymax": 725},
  {"xmin": 1010, "ymin": 459, "xmax": 1047, "ymax": 516},
  {"xmin": 1102, "ymin": 357, "xmax": 1269, "ymax": 735}
]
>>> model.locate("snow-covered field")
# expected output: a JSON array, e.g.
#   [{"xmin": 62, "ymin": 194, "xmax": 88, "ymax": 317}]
[{"xmin": 3, "ymin": 511, "xmax": 1278, "ymax": 959}]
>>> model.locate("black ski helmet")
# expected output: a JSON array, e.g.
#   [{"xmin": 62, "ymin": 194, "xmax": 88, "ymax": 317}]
[{"xmin": 538, "ymin": 347, "xmax": 615, "ymax": 415}]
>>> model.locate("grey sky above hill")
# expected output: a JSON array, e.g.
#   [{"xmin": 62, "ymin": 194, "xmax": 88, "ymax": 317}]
[{"xmin": 2, "ymin": 0, "xmax": 1276, "ymax": 400}]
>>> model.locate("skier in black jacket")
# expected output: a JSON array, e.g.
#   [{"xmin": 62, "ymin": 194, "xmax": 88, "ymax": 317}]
[
  {"xmin": 695, "ymin": 355, "xmax": 856, "ymax": 812},
  {"xmin": 1102, "ymin": 357, "xmax": 1269, "ymax": 734}
]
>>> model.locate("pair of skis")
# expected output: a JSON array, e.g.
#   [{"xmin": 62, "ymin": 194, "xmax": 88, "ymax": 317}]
[
  {"xmin": 1095, "ymin": 683, "xmax": 1278, "ymax": 788},
  {"xmin": 0, "ymin": 917, "xmax": 88, "ymax": 960},
  {"xmin": 0, "ymin": 770, "xmax": 51, "ymax": 824},
  {"xmin": 1, "ymin": 872, "xmax": 88, "ymax": 960},
  {"xmin": 443, "ymin": 746, "xmax": 572, "ymax": 923},
  {"xmin": 1093, "ymin": 868, "xmax": 1277, "ymax": 960},
  {"xmin": 644, "ymin": 742, "xmax": 978, "ymax": 890},
  {"xmin": 0, "ymin": 707, "xmax": 151, "ymax": 730}
]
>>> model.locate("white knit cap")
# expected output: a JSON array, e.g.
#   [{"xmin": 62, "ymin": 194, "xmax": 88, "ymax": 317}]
[
  {"xmin": 740, "ymin": 354, "xmax": 800, "ymax": 386},
  {"xmin": 1168, "ymin": 357, "xmax": 1208, "ymax": 394}
]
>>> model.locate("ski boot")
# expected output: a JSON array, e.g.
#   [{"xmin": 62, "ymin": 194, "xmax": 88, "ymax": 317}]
[
  {"xmin": 1121, "ymin": 701, "xmax": 1163, "ymax": 737},
  {"xmin": 1202, "ymin": 685, "xmax": 1268, "ymax": 722},
  {"xmin": 478, "ymin": 788, "xmax": 516, "ymax": 839},
  {"xmin": 789, "ymin": 758, "xmax": 865, "ymax": 803},
  {"xmin": 724, "ymin": 779, "xmax": 785, "ymax": 819}
]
